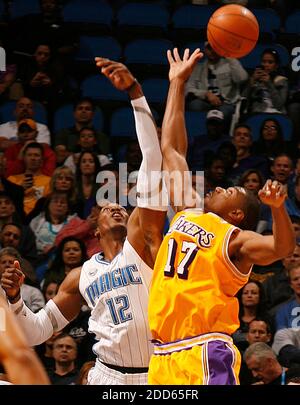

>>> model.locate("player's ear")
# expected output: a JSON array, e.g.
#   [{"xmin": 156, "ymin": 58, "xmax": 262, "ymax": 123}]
[{"xmin": 228, "ymin": 209, "xmax": 244, "ymax": 226}]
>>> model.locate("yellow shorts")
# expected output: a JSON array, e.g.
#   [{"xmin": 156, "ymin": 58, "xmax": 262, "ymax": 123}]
[{"xmin": 148, "ymin": 333, "xmax": 241, "ymax": 385}]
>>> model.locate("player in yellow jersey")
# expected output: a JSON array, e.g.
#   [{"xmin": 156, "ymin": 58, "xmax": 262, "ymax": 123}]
[{"xmin": 147, "ymin": 48, "xmax": 295, "ymax": 385}]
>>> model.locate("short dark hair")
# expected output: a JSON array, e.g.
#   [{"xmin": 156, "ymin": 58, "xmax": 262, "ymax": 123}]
[
  {"xmin": 234, "ymin": 123, "xmax": 252, "ymax": 134},
  {"xmin": 262, "ymin": 48, "xmax": 281, "ymax": 65},
  {"xmin": 73, "ymin": 97, "xmax": 95, "ymax": 111},
  {"xmin": 239, "ymin": 188, "xmax": 260, "ymax": 231},
  {"xmin": 23, "ymin": 142, "xmax": 44, "ymax": 156}
]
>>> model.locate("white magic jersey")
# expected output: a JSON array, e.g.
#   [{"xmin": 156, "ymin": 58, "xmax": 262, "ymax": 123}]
[{"xmin": 79, "ymin": 238, "xmax": 153, "ymax": 368}]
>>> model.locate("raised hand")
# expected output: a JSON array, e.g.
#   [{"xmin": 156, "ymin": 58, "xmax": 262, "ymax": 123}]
[
  {"xmin": 95, "ymin": 57, "xmax": 136, "ymax": 91},
  {"xmin": 167, "ymin": 48, "xmax": 203, "ymax": 83},
  {"xmin": 258, "ymin": 180, "xmax": 287, "ymax": 208},
  {"xmin": 1, "ymin": 260, "xmax": 25, "ymax": 302}
]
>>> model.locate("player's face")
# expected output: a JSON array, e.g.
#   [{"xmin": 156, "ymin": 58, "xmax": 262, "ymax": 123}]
[
  {"xmin": 204, "ymin": 186, "xmax": 246, "ymax": 221},
  {"xmin": 98, "ymin": 203, "xmax": 128, "ymax": 233}
]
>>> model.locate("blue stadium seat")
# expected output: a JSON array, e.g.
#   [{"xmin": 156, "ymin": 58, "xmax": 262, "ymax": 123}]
[
  {"xmin": 172, "ymin": 4, "xmax": 217, "ymax": 31},
  {"xmin": 62, "ymin": 0, "xmax": 113, "ymax": 27},
  {"xmin": 110, "ymin": 106, "xmax": 160, "ymax": 138},
  {"xmin": 75, "ymin": 36, "xmax": 122, "ymax": 62},
  {"xmin": 285, "ymin": 11, "xmax": 300, "ymax": 34},
  {"xmin": 53, "ymin": 104, "xmax": 104, "ymax": 134},
  {"xmin": 10, "ymin": 0, "xmax": 40, "ymax": 19},
  {"xmin": 245, "ymin": 113, "xmax": 293, "ymax": 141},
  {"xmin": 110, "ymin": 107, "xmax": 136, "ymax": 138},
  {"xmin": 185, "ymin": 111, "xmax": 207, "ymax": 138},
  {"xmin": 240, "ymin": 43, "xmax": 290, "ymax": 70},
  {"xmin": 251, "ymin": 8, "xmax": 281, "ymax": 41},
  {"xmin": 124, "ymin": 38, "xmax": 173, "ymax": 66},
  {"xmin": 0, "ymin": 101, "xmax": 47, "ymax": 125},
  {"xmin": 141, "ymin": 78, "xmax": 168, "ymax": 105},
  {"xmin": 80, "ymin": 75, "xmax": 128, "ymax": 102},
  {"xmin": 116, "ymin": 2, "xmax": 169, "ymax": 35}
]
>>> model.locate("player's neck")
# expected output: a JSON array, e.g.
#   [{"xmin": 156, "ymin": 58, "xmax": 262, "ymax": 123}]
[{"xmin": 101, "ymin": 236, "xmax": 124, "ymax": 262}]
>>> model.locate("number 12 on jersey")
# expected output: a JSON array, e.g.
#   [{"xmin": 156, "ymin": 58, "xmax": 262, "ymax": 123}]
[{"xmin": 164, "ymin": 238, "xmax": 199, "ymax": 280}]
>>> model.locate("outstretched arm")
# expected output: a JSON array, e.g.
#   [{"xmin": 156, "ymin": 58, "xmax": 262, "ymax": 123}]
[
  {"xmin": 1, "ymin": 261, "xmax": 83, "ymax": 346},
  {"xmin": 230, "ymin": 181, "xmax": 295, "ymax": 272},
  {"xmin": 0, "ymin": 296, "xmax": 49, "ymax": 384},
  {"xmin": 161, "ymin": 48, "xmax": 203, "ymax": 212},
  {"xmin": 95, "ymin": 58, "xmax": 167, "ymax": 267}
]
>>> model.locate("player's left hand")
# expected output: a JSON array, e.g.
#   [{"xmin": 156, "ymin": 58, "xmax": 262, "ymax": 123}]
[
  {"xmin": 167, "ymin": 48, "xmax": 203, "ymax": 83},
  {"xmin": 258, "ymin": 180, "xmax": 287, "ymax": 208},
  {"xmin": 95, "ymin": 57, "xmax": 136, "ymax": 91}
]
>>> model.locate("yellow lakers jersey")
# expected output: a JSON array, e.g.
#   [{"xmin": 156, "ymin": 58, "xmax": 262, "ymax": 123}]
[{"xmin": 148, "ymin": 210, "xmax": 250, "ymax": 343}]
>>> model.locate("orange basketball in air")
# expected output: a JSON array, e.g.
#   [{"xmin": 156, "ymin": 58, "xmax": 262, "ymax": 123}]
[{"xmin": 207, "ymin": 4, "xmax": 259, "ymax": 58}]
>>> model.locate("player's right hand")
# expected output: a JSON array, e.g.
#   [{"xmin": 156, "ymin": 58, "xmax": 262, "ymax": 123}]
[
  {"xmin": 1, "ymin": 260, "xmax": 25, "ymax": 301},
  {"xmin": 167, "ymin": 48, "xmax": 203, "ymax": 83},
  {"xmin": 95, "ymin": 57, "xmax": 136, "ymax": 91},
  {"xmin": 258, "ymin": 180, "xmax": 287, "ymax": 208}
]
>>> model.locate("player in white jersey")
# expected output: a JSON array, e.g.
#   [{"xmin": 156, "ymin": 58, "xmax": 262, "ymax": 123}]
[{"xmin": 0, "ymin": 59, "xmax": 167, "ymax": 385}]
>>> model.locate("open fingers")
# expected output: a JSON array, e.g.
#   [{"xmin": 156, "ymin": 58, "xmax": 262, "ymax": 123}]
[
  {"xmin": 173, "ymin": 47, "xmax": 181, "ymax": 62},
  {"xmin": 167, "ymin": 49, "xmax": 174, "ymax": 64},
  {"xmin": 183, "ymin": 48, "xmax": 190, "ymax": 61}
]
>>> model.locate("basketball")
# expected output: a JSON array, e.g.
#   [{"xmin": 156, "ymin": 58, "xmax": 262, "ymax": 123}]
[{"xmin": 207, "ymin": 4, "xmax": 259, "ymax": 58}]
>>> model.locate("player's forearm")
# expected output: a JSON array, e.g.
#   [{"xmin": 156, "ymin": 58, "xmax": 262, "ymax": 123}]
[
  {"xmin": 271, "ymin": 205, "xmax": 295, "ymax": 258},
  {"xmin": 162, "ymin": 78, "xmax": 187, "ymax": 157},
  {"xmin": 8, "ymin": 298, "xmax": 68, "ymax": 346}
]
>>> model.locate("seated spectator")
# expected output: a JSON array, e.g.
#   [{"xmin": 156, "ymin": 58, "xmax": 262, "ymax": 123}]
[
  {"xmin": 9, "ymin": 0, "xmax": 78, "ymax": 63},
  {"xmin": 0, "ymin": 153, "xmax": 24, "ymax": 219},
  {"xmin": 47, "ymin": 333, "xmax": 79, "ymax": 385},
  {"xmin": 26, "ymin": 166, "xmax": 77, "ymax": 224},
  {"xmin": 238, "ymin": 169, "xmax": 265, "ymax": 196},
  {"xmin": 232, "ymin": 280, "xmax": 273, "ymax": 352},
  {"xmin": 0, "ymin": 96, "xmax": 50, "ymax": 150},
  {"xmin": 42, "ymin": 277, "xmax": 60, "ymax": 303},
  {"xmin": 7, "ymin": 143, "xmax": 51, "ymax": 216},
  {"xmin": 29, "ymin": 191, "xmax": 77, "ymax": 257},
  {"xmin": 185, "ymin": 41, "xmax": 248, "ymax": 129},
  {"xmin": 285, "ymin": 175, "xmax": 300, "ymax": 219},
  {"xmin": 54, "ymin": 98, "xmax": 110, "ymax": 165},
  {"xmin": 55, "ymin": 203, "xmax": 101, "ymax": 259},
  {"xmin": 0, "ymin": 222, "xmax": 38, "ymax": 269},
  {"xmin": 187, "ymin": 109, "xmax": 230, "ymax": 170},
  {"xmin": 244, "ymin": 342, "xmax": 287, "ymax": 385},
  {"xmin": 0, "ymin": 247, "xmax": 44, "ymax": 312},
  {"xmin": 287, "ymin": 68, "xmax": 300, "ymax": 142},
  {"xmin": 18, "ymin": 42, "xmax": 75, "ymax": 112},
  {"xmin": 227, "ymin": 124, "xmax": 269, "ymax": 184},
  {"xmin": 75, "ymin": 151, "xmax": 102, "ymax": 219},
  {"xmin": 64, "ymin": 127, "xmax": 112, "ymax": 174},
  {"xmin": 204, "ymin": 154, "xmax": 232, "ymax": 193},
  {"xmin": 275, "ymin": 264, "xmax": 300, "ymax": 331},
  {"xmin": 243, "ymin": 48, "xmax": 288, "ymax": 114},
  {"xmin": 4, "ymin": 118, "xmax": 56, "ymax": 177},
  {"xmin": 258, "ymin": 154, "xmax": 295, "ymax": 232},
  {"xmin": 253, "ymin": 118, "xmax": 287, "ymax": 164},
  {"xmin": 263, "ymin": 243, "xmax": 300, "ymax": 315},
  {"xmin": 273, "ymin": 328, "xmax": 300, "ymax": 368},
  {"xmin": 43, "ymin": 236, "xmax": 87, "ymax": 285},
  {"xmin": 239, "ymin": 318, "xmax": 273, "ymax": 385}
]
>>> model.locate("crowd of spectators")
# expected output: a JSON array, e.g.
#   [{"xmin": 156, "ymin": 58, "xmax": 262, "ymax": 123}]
[{"xmin": 0, "ymin": 0, "xmax": 300, "ymax": 384}]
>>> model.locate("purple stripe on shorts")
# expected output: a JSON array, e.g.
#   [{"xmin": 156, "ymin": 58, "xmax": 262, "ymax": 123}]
[{"xmin": 206, "ymin": 340, "xmax": 237, "ymax": 385}]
